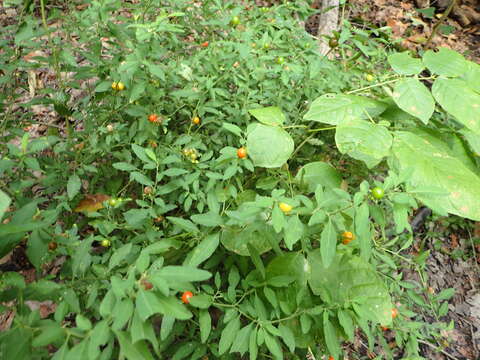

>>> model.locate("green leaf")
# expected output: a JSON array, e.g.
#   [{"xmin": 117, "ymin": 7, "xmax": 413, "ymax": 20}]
[
  {"xmin": 199, "ymin": 309, "xmax": 211, "ymax": 343},
  {"xmin": 308, "ymin": 251, "xmax": 392, "ymax": 325},
  {"xmin": 185, "ymin": 233, "xmax": 220, "ymax": 267},
  {"xmin": 423, "ymin": 48, "xmax": 468, "ymax": 77},
  {"xmin": 460, "ymin": 60, "xmax": 480, "ymax": 93},
  {"xmin": 222, "ymin": 122, "xmax": 243, "ymax": 136},
  {"xmin": 247, "ymin": 243, "xmax": 266, "ymax": 279},
  {"xmin": 132, "ymin": 144, "xmax": 153, "ymax": 163},
  {"xmin": 67, "ymin": 174, "xmax": 81, "ymax": 200},
  {"xmin": 221, "ymin": 222, "xmax": 273, "ymax": 256},
  {"xmin": 337, "ymin": 309, "xmax": 354, "ymax": 341},
  {"xmin": 0, "ymin": 190, "xmax": 11, "ymax": 221},
  {"xmin": 392, "ymin": 78, "xmax": 435, "ymax": 124},
  {"xmin": 156, "ymin": 294, "xmax": 192, "ymax": 320},
  {"xmin": 157, "ymin": 266, "xmax": 211, "ymax": 282},
  {"xmin": 160, "ymin": 315, "xmax": 175, "ymax": 340},
  {"xmin": 230, "ymin": 323, "xmax": 253, "ymax": 355},
  {"xmin": 388, "ymin": 52, "xmax": 424, "ymax": 75},
  {"xmin": 188, "ymin": 293, "xmax": 212, "ymax": 309},
  {"xmin": 166, "ymin": 216, "xmax": 199, "ymax": 233},
  {"xmin": 75, "ymin": 314, "xmax": 92, "ymax": 331},
  {"xmin": 284, "ymin": 215, "xmax": 304, "ymax": 250},
  {"xmin": 135, "ymin": 290, "xmax": 164, "ymax": 321},
  {"xmin": 32, "ymin": 323, "xmax": 64, "ymax": 347},
  {"xmin": 355, "ymin": 203, "xmax": 371, "ymax": 260},
  {"xmin": 263, "ymin": 332, "xmax": 283, "ymax": 359},
  {"xmin": 131, "ymin": 313, "xmax": 158, "ymax": 349},
  {"xmin": 304, "ymin": 94, "xmax": 387, "ymax": 125},
  {"xmin": 246, "ymin": 123, "xmax": 294, "ymax": 168},
  {"xmin": 108, "ymin": 243, "xmax": 133, "ymax": 270},
  {"xmin": 295, "ymin": 162, "xmax": 342, "ymax": 192},
  {"xmin": 278, "ymin": 323, "xmax": 295, "ymax": 352},
  {"xmin": 130, "ymin": 172, "xmax": 153, "ymax": 187},
  {"xmin": 218, "ymin": 316, "xmax": 241, "ymax": 355},
  {"xmin": 266, "ymin": 252, "xmax": 310, "ymax": 287},
  {"xmin": 320, "ymin": 218, "xmax": 337, "ymax": 268},
  {"xmin": 436, "ymin": 288, "xmax": 455, "ymax": 301},
  {"xmin": 190, "ymin": 212, "xmax": 223, "ymax": 227},
  {"xmin": 392, "ymin": 131, "xmax": 480, "ymax": 220},
  {"xmin": 432, "ymin": 78, "xmax": 480, "ymax": 134},
  {"xmin": 112, "ymin": 162, "xmax": 138, "ymax": 172},
  {"xmin": 323, "ymin": 313, "xmax": 340, "ymax": 359},
  {"xmin": 124, "ymin": 209, "xmax": 150, "ymax": 228},
  {"xmin": 249, "ymin": 327, "xmax": 258, "ymax": 360},
  {"xmin": 335, "ymin": 120, "xmax": 392, "ymax": 168},
  {"xmin": 248, "ymin": 106, "xmax": 286, "ymax": 126},
  {"xmin": 114, "ymin": 330, "xmax": 154, "ymax": 360}
]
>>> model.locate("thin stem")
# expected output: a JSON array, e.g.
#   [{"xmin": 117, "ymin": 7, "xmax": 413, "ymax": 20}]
[{"xmin": 426, "ymin": 0, "xmax": 457, "ymax": 46}]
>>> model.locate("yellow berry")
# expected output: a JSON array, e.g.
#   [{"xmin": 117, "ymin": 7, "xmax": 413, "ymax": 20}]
[{"xmin": 279, "ymin": 202, "xmax": 293, "ymax": 213}]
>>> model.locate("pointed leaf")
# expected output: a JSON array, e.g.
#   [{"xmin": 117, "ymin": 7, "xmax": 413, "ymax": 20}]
[{"xmin": 392, "ymin": 78, "xmax": 435, "ymax": 124}]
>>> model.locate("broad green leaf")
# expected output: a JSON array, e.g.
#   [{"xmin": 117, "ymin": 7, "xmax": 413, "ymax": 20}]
[
  {"xmin": 263, "ymin": 332, "xmax": 283, "ymax": 360},
  {"xmin": 0, "ymin": 190, "xmax": 11, "ymax": 221},
  {"xmin": 423, "ymin": 48, "xmax": 468, "ymax": 77},
  {"xmin": 278, "ymin": 323, "xmax": 295, "ymax": 352},
  {"xmin": 248, "ymin": 106, "xmax": 286, "ymax": 126},
  {"xmin": 131, "ymin": 313, "xmax": 158, "ymax": 350},
  {"xmin": 108, "ymin": 243, "xmax": 133, "ymax": 270},
  {"xmin": 190, "ymin": 212, "xmax": 223, "ymax": 227},
  {"xmin": 166, "ymin": 216, "xmax": 199, "ymax": 233},
  {"xmin": 156, "ymin": 294, "xmax": 192, "ymax": 320},
  {"xmin": 308, "ymin": 251, "xmax": 392, "ymax": 325},
  {"xmin": 249, "ymin": 327, "xmax": 258, "ymax": 360},
  {"xmin": 32, "ymin": 323, "xmax": 65, "ymax": 347},
  {"xmin": 320, "ymin": 218, "xmax": 337, "ymax": 268},
  {"xmin": 303, "ymin": 94, "xmax": 387, "ymax": 125},
  {"xmin": 230, "ymin": 323, "xmax": 253, "ymax": 355},
  {"xmin": 221, "ymin": 222, "xmax": 273, "ymax": 256},
  {"xmin": 160, "ymin": 315, "xmax": 175, "ymax": 340},
  {"xmin": 432, "ymin": 78, "xmax": 480, "ymax": 134},
  {"xmin": 130, "ymin": 172, "xmax": 153, "ymax": 187},
  {"xmin": 199, "ymin": 309, "xmax": 211, "ymax": 343},
  {"xmin": 135, "ymin": 290, "xmax": 164, "ymax": 321},
  {"xmin": 335, "ymin": 120, "xmax": 393, "ymax": 168},
  {"xmin": 460, "ymin": 60, "xmax": 480, "ymax": 93},
  {"xmin": 114, "ymin": 330, "xmax": 154, "ymax": 360},
  {"xmin": 392, "ymin": 78, "xmax": 435, "ymax": 124},
  {"xmin": 283, "ymin": 215, "xmax": 304, "ymax": 250},
  {"xmin": 113, "ymin": 162, "xmax": 138, "ymax": 172},
  {"xmin": 266, "ymin": 252, "xmax": 310, "ymax": 287},
  {"xmin": 337, "ymin": 309, "xmax": 354, "ymax": 341},
  {"xmin": 247, "ymin": 243, "xmax": 266, "ymax": 279},
  {"xmin": 132, "ymin": 144, "xmax": 153, "ymax": 163},
  {"xmin": 246, "ymin": 123, "xmax": 294, "ymax": 168},
  {"xmin": 75, "ymin": 314, "xmax": 92, "ymax": 331},
  {"xmin": 222, "ymin": 122, "xmax": 243, "ymax": 137},
  {"xmin": 157, "ymin": 266, "xmax": 211, "ymax": 282},
  {"xmin": 295, "ymin": 162, "xmax": 342, "ymax": 192},
  {"xmin": 355, "ymin": 203, "xmax": 371, "ymax": 260},
  {"xmin": 218, "ymin": 316, "xmax": 241, "ymax": 355},
  {"xmin": 188, "ymin": 293, "xmax": 212, "ymax": 309},
  {"xmin": 460, "ymin": 128, "xmax": 480, "ymax": 156},
  {"xmin": 392, "ymin": 131, "xmax": 480, "ymax": 220},
  {"xmin": 123, "ymin": 209, "xmax": 150, "ymax": 228},
  {"xmin": 323, "ymin": 313, "xmax": 340, "ymax": 359},
  {"xmin": 185, "ymin": 233, "xmax": 220, "ymax": 267},
  {"xmin": 387, "ymin": 52, "xmax": 424, "ymax": 75},
  {"xmin": 67, "ymin": 174, "xmax": 81, "ymax": 200}
]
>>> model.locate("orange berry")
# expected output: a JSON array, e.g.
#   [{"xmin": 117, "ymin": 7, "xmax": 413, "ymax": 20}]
[
  {"xmin": 237, "ymin": 147, "xmax": 247, "ymax": 159},
  {"xmin": 148, "ymin": 114, "xmax": 159, "ymax": 123},
  {"xmin": 181, "ymin": 291, "xmax": 193, "ymax": 304},
  {"xmin": 391, "ymin": 308, "xmax": 398, "ymax": 319},
  {"xmin": 201, "ymin": 41, "xmax": 209, "ymax": 47},
  {"xmin": 342, "ymin": 231, "xmax": 355, "ymax": 245},
  {"xmin": 192, "ymin": 116, "xmax": 201, "ymax": 125},
  {"xmin": 48, "ymin": 241, "xmax": 58, "ymax": 251},
  {"xmin": 142, "ymin": 280, "xmax": 153, "ymax": 291}
]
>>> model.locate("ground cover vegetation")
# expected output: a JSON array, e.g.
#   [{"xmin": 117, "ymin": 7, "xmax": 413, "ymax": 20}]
[{"xmin": 0, "ymin": 0, "xmax": 479, "ymax": 359}]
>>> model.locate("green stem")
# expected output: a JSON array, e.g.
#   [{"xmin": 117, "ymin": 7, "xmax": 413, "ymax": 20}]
[{"xmin": 426, "ymin": 0, "xmax": 457, "ymax": 46}]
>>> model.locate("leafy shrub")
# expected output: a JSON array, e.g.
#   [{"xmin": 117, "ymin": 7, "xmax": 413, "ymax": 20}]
[{"xmin": 0, "ymin": 1, "xmax": 478, "ymax": 359}]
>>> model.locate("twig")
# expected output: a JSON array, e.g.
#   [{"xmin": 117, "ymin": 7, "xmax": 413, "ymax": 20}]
[
  {"xmin": 426, "ymin": 0, "xmax": 457, "ymax": 47},
  {"xmin": 418, "ymin": 339, "xmax": 460, "ymax": 360}
]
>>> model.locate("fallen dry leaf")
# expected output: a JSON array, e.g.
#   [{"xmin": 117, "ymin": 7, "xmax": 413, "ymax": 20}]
[{"xmin": 74, "ymin": 194, "xmax": 110, "ymax": 213}]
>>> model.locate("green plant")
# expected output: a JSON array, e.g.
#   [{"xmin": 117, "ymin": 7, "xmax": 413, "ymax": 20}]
[{"xmin": 0, "ymin": 1, "xmax": 477, "ymax": 359}]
